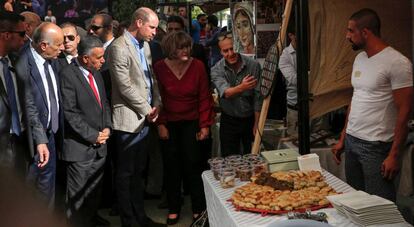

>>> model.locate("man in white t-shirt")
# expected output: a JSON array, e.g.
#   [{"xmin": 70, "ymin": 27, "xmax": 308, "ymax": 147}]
[{"xmin": 332, "ymin": 8, "xmax": 413, "ymax": 201}]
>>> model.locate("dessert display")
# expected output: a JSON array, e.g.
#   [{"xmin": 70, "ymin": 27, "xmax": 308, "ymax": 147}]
[{"xmin": 230, "ymin": 170, "xmax": 338, "ymax": 214}]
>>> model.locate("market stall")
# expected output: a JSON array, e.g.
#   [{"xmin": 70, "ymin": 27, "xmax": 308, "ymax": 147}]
[{"xmin": 202, "ymin": 169, "xmax": 411, "ymax": 227}]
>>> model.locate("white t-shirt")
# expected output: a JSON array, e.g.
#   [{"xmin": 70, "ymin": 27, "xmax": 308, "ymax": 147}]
[{"xmin": 346, "ymin": 47, "xmax": 413, "ymax": 142}]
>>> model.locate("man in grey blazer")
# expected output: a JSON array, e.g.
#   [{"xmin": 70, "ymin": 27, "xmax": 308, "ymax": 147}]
[{"xmin": 108, "ymin": 7, "xmax": 164, "ymax": 227}]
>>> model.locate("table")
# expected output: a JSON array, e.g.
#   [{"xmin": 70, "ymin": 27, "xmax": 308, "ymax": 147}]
[{"xmin": 202, "ymin": 170, "xmax": 409, "ymax": 227}]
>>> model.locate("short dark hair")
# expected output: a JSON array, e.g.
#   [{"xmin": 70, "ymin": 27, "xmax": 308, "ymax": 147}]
[
  {"xmin": 197, "ymin": 14, "xmax": 206, "ymax": 20},
  {"xmin": 78, "ymin": 35, "xmax": 103, "ymax": 56},
  {"xmin": 60, "ymin": 22, "xmax": 78, "ymax": 35},
  {"xmin": 350, "ymin": 8, "xmax": 381, "ymax": 37},
  {"xmin": 161, "ymin": 31, "xmax": 192, "ymax": 59},
  {"xmin": 207, "ymin": 15, "xmax": 218, "ymax": 27},
  {"xmin": 0, "ymin": 11, "xmax": 25, "ymax": 32},
  {"xmin": 167, "ymin": 15, "xmax": 185, "ymax": 29},
  {"xmin": 96, "ymin": 13, "xmax": 113, "ymax": 28}
]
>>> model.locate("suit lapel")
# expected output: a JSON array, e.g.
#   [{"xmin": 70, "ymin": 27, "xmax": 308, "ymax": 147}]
[
  {"xmin": 72, "ymin": 66, "xmax": 102, "ymax": 109},
  {"xmin": 27, "ymin": 51, "xmax": 48, "ymax": 106},
  {"xmin": 123, "ymin": 33, "xmax": 145, "ymax": 77},
  {"xmin": 0, "ymin": 76, "xmax": 9, "ymax": 109}
]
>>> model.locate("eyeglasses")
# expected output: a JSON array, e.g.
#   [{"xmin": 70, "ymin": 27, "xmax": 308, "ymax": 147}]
[
  {"xmin": 218, "ymin": 32, "xmax": 233, "ymax": 41},
  {"xmin": 0, "ymin": 30, "xmax": 26, "ymax": 37},
  {"xmin": 90, "ymin": 25, "xmax": 104, "ymax": 31},
  {"xmin": 64, "ymin": 35, "xmax": 76, "ymax": 42}
]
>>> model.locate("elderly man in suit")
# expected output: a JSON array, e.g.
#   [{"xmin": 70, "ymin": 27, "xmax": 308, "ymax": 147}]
[
  {"xmin": 0, "ymin": 12, "xmax": 46, "ymax": 175},
  {"xmin": 108, "ymin": 7, "xmax": 164, "ymax": 227},
  {"xmin": 60, "ymin": 35, "xmax": 111, "ymax": 227},
  {"xmin": 16, "ymin": 22, "xmax": 64, "ymax": 208}
]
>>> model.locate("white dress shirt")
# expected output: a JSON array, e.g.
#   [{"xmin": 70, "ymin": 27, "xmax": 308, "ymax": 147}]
[
  {"xmin": 30, "ymin": 45, "xmax": 60, "ymax": 128},
  {"xmin": 278, "ymin": 43, "xmax": 297, "ymax": 106}
]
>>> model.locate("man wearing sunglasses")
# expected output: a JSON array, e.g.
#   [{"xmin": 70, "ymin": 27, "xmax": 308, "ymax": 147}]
[
  {"xmin": 57, "ymin": 22, "xmax": 80, "ymax": 69},
  {"xmin": 16, "ymin": 22, "xmax": 64, "ymax": 208},
  {"xmin": 0, "ymin": 12, "xmax": 39, "ymax": 175},
  {"xmin": 89, "ymin": 14, "xmax": 115, "ymax": 51},
  {"xmin": 211, "ymin": 30, "xmax": 263, "ymax": 157},
  {"xmin": 89, "ymin": 13, "xmax": 114, "ymax": 101}
]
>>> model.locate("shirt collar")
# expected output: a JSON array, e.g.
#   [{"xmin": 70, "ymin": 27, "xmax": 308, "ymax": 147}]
[
  {"xmin": 103, "ymin": 37, "xmax": 114, "ymax": 50},
  {"xmin": 287, "ymin": 43, "xmax": 296, "ymax": 54},
  {"xmin": 78, "ymin": 64, "xmax": 90, "ymax": 77},
  {"xmin": 30, "ymin": 43, "xmax": 46, "ymax": 66},
  {"xmin": 65, "ymin": 53, "xmax": 77, "ymax": 64},
  {"xmin": 125, "ymin": 30, "xmax": 141, "ymax": 48}
]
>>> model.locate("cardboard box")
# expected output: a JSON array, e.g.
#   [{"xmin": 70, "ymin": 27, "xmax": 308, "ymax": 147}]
[{"xmin": 261, "ymin": 149, "xmax": 300, "ymax": 172}]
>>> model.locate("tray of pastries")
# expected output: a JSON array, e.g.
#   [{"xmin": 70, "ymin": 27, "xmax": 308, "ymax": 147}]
[{"xmin": 230, "ymin": 170, "xmax": 339, "ymax": 215}]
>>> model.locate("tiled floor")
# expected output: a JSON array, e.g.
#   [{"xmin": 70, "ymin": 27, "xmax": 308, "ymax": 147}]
[{"xmin": 99, "ymin": 196, "xmax": 194, "ymax": 227}]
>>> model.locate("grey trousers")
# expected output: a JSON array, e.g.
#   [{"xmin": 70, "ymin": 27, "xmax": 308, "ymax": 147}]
[
  {"xmin": 344, "ymin": 134, "xmax": 396, "ymax": 201},
  {"xmin": 66, "ymin": 154, "xmax": 106, "ymax": 227}
]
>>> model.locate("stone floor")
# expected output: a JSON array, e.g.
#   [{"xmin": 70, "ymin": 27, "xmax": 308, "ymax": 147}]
[{"xmin": 99, "ymin": 196, "xmax": 194, "ymax": 227}]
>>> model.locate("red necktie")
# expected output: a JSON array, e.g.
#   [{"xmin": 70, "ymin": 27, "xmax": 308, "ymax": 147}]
[{"xmin": 87, "ymin": 72, "xmax": 101, "ymax": 108}]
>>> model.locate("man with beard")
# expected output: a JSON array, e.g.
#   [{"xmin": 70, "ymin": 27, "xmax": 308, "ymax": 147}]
[{"xmin": 332, "ymin": 8, "xmax": 413, "ymax": 202}]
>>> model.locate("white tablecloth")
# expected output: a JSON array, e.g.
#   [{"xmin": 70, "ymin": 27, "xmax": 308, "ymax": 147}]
[{"xmin": 202, "ymin": 169, "xmax": 407, "ymax": 227}]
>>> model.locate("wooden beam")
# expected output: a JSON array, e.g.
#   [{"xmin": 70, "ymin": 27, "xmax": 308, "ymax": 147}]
[{"xmin": 251, "ymin": 0, "xmax": 293, "ymax": 154}]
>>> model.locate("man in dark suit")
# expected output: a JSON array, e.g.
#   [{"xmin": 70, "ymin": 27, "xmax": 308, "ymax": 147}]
[
  {"xmin": 88, "ymin": 13, "xmax": 115, "ymax": 101},
  {"xmin": 60, "ymin": 35, "xmax": 111, "ymax": 227},
  {"xmin": 88, "ymin": 13, "xmax": 117, "ymax": 217},
  {"xmin": 57, "ymin": 22, "xmax": 80, "ymax": 70},
  {"xmin": 0, "ymin": 12, "xmax": 48, "ymax": 176},
  {"xmin": 16, "ymin": 22, "xmax": 64, "ymax": 208}
]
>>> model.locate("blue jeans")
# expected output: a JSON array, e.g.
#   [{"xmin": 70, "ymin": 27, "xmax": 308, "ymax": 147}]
[
  {"xmin": 344, "ymin": 134, "xmax": 396, "ymax": 201},
  {"xmin": 114, "ymin": 128, "xmax": 150, "ymax": 226}
]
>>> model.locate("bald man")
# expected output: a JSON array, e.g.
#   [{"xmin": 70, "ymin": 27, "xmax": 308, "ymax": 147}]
[
  {"xmin": 20, "ymin": 11, "xmax": 41, "ymax": 42},
  {"xmin": 16, "ymin": 22, "xmax": 64, "ymax": 208},
  {"xmin": 108, "ymin": 7, "xmax": 164, "ymax": 227}
]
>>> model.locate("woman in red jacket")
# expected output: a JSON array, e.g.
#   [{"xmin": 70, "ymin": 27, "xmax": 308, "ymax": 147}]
[{"xmin": 154, "ymin": 31, "xmax": 214, "ymax": 225}]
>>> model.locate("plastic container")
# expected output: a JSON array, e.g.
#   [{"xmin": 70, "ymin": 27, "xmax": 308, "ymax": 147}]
[
  {"xmin": 251, "ymin": 160, "xmax": 268, "ymax": 175},
  {"xmin": 225, "ymin": 154, "xmax": 242, "ymax": 162},
  {"xmin": 219, "ymin": 168, "xmax": 236, "ymax": 188},
  {"xmin": 237, "ymin": 165, "xmax": 253, "ymax": 181},
  {"xmin": 211, "ymin": 163, "xmax": 227, "ymax": 180}
]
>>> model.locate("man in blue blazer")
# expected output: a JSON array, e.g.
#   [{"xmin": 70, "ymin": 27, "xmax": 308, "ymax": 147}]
[{"xmin": 16, "ymin": 22, "xmax": 64, "ymax": 208}]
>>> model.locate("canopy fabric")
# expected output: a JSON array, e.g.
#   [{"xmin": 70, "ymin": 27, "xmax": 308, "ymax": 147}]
[{"xmin": 308, "ymin": 0, "xmax": 412, "ymax": 119}]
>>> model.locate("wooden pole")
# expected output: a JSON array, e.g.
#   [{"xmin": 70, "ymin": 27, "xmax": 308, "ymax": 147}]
[{"xmin": 251, "ymin": 0, "xmax": 294, "ymax": 154}]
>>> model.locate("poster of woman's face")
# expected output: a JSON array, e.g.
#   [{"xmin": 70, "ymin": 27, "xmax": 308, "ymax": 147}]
[{"xmin": 231, "ymin": 2, "xmax": 256, "ymax": 57}]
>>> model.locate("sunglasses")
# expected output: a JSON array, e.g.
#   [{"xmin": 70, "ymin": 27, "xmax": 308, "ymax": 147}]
[
  {"xmin": 1, "ymin": 30, "xmax": 26, "ymax": 37},
  {"xmin": 218, "ymin": 32, "xmax": 233, "ymax": 41},
  {"xmin": 90, "ymin": 25, "xmax": 104, "ymax": 31},
  {"xmin": 64, "ymin": 35, "xmax": 76, "ymax": 42}
]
